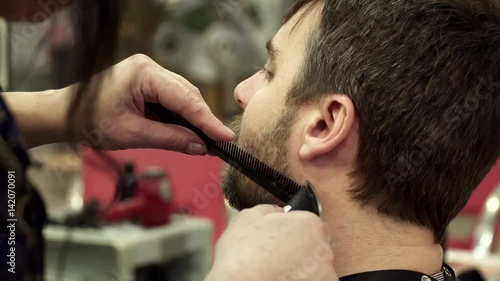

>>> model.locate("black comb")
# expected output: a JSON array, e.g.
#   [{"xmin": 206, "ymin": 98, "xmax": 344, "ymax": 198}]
[{"xmin": 145, "ymin": 102, "xmax": 301, "ymax": 202}]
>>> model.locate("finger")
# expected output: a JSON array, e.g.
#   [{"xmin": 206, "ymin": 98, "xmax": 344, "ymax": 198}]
[
  {"xmin": 230, "ymin": 207, "xmax": 274, "ymax": 227},
  {"xmin": 125, "ymin": 114, "xmax": 209, "ymax": 154},
  {"xmin": 250, "ymin": 204, "xmax": 284, "ymax": 215},
  {"xmin": 166, "ymin": 69, "xmax": 203, "ymax": 98},
  {"xmin": 233, "ymin": 205, "xmax": 282, "ymax": 223},
  {"xmin": 151, "ymin": 60, "xmax": 202, "ymax": 98},
  {"xmin": 284, "ymin": 211, "xmax": 329, "ymax": 234},
  {"xmin": 146, "ymin": 68, "xmax": 235, "ymax": 142}
]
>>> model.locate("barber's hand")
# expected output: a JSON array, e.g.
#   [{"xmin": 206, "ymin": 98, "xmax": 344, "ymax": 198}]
[
  {"xmin": 75, "ymin": 54, "xmax": 234, "ymax": 154},
  {"xmin": 205, "ymin": 205, "xmax": 338, "ymax": 281}
]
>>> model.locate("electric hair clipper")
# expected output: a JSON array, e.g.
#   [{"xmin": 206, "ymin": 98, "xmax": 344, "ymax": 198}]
[{"xmin": 284, "ymin": 181, "xmax": 322, "ymax": 216}]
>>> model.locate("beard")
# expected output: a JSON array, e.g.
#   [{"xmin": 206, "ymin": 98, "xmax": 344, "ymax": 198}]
[{"xmin": 221, "ymin": 108, "xmax": 297, "ymax": 210}]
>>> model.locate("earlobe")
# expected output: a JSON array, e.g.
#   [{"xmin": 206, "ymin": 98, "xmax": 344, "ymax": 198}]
[{"xmin": 299, "ymin": 95, "xmax": 355, "ymax": 161}]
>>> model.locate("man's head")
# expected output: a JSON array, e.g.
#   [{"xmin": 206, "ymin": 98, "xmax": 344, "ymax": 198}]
[
  {"xmin": 221, "ymin": 4, "xmax": 322, "ymax": 210},
  {"xmin": 223, "ymin": 0, "xmax": 500, "ymax": 242}
]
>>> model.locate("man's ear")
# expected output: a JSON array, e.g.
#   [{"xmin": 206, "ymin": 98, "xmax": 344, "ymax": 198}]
[{"xmin": 299, "ymin": 94, "xmax": 355, "ymax": 160}]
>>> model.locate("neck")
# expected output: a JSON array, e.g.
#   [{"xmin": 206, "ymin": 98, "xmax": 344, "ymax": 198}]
[{"xmin": 321, "ymin": 196, "xmax": 443, "ymax": 278}]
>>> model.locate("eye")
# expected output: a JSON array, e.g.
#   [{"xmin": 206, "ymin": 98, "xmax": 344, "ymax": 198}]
[{"xmin": 259, "ymin": 67, "xmax": 274, "ymax": 81}]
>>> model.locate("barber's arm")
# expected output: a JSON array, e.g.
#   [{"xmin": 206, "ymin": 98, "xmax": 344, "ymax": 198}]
[
  {"xmin": 2, "ymin": 89, "xmax": 69, "ymax": 147},
  {"xmin": 205, "ymin": 205, "xmax": 338, "ymax": 281},
  {"xmin": 2, "ymin": 54, "xmax": 234, "ymax": 151}
]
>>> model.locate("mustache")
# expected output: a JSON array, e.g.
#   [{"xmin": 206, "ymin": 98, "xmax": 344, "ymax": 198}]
[{"xmin": 227, "ymin": 114, "xmax": 243, "ymax": 143}]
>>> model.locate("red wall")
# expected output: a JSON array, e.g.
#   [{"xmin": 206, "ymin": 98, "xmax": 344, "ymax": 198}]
[{"xmin": 82, "ymin": 149, "xmax": 227, "ymax": 245}]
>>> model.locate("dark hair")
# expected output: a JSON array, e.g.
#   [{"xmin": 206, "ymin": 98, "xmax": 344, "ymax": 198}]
[
  {"xmin": 67, "ymin": 0, "xmax": 125, "ymax": 184},
  {"xmin": 285, "ymin": 0, "xmax": 500, "ymax": 241},
  {"xmin": 68, "ymin": 0, "xmax": 120, "ymax": 141}
]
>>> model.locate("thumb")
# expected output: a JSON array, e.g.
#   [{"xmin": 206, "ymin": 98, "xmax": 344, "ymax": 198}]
[{"xmin": 127, "ymin": 115, "xmax": 208, "ymax": 155}]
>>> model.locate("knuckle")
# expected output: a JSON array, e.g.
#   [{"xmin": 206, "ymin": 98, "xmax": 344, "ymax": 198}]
[
  {"xmin": 130, "ymin": 53, "xmax": 153, "ymax": 68},
  {"xmin": 252, "ymin": 204, "xmax": 281, "ymax": 215},
  {"xmin": 293, "ymin": 212, "xmax": 327, "ymax": 234},
  {"xmin": 234, "ymin": 205, "xmax": 275, "ymax": 221},
  {"xmin": 188, "ymin": 85, "xmax": 202, "ymax": 97},
  {"xmin": 182, "ymin": 94, "xmax": 208, "ymax": 120},
  {"xmin": 162, "ymin": 132, "xmax": 183, "ymax": 151},
  {"xmin": 238, "ymin": 208, "xmax": 252, "ymax": 216},
  {"xmin": 180, "ymin": 88, "xmax": 199, "ymax": 111},
  {"xmin": 315, "ymin": 220, "xmax": 329, "ymax": 239},
  {"xmin": 234, "ymin": 208, "xmax": 253, "ymax": 221},
  {"xmin": 140, "ymin": 67, "xmax": 156, "ymax": 95},
  {"xmin": 324, "ymin": 251, "xmax": 335, "ymax": 264},
  {"xmin": 318, "ymin": 247, "xmax": 335, "ymax": 265},
  {"xmin": 191, "ymin": 104, "xmax": 205, "ymax": 119},
  {"xmin": 186, "ymin": 88, "xmax": 200, "ymax": 103},
  {"xmin": 294, "ymin": 210, "xmax": 319, "ymax": 222}
]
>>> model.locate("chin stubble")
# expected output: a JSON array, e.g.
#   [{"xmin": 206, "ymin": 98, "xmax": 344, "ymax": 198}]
[{"xmin": 220, "ymin": 109, "xmax": 297, "ymax": 210}]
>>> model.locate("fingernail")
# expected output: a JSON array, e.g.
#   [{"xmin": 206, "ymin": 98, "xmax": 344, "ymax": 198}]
[
  {"xmin": 224, "ymin": 127, "xmax": 235, "ymax": 138},
  {"xmin": 186, "ymin": 143, "xmax": 207, "ymax": 155}
]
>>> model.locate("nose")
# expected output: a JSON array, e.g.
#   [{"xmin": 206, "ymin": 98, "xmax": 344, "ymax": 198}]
[{"xmin": 234, "ymin": 72, "xmax": 266, "ymax": 109}]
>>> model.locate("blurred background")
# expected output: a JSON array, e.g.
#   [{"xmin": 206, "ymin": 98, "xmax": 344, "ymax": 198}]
[{"xmin": 0, "ymin": 0, "xmax": 499, "ymax": 280}]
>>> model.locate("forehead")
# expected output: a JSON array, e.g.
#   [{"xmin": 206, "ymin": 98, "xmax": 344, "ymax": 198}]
[
  {"xmin": 268, "ymin": 4, "xmax": 322, "ymax": 97},
  {"xmin": 273, "ymin": 3, "xmax": 322, "ymax": 54}
]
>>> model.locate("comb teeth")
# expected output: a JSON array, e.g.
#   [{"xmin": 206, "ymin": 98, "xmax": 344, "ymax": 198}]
[{"xmin": 212, "ymin": 141, "xmax": 301, "ymax": 202}]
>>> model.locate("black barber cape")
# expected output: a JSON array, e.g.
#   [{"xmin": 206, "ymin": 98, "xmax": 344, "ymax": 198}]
[{"xmin": 339, "ymin": 264, "xmax": 458, "ymax": 281}]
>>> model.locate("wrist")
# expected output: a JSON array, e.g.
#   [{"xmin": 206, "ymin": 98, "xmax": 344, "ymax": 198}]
[
  {"xmin": 2, "ymin": 87, "xmax": 71, "ymax": 147},
  {"xmin": 50, "ymin": 87, "xmax": 73, "ymax": 143}
]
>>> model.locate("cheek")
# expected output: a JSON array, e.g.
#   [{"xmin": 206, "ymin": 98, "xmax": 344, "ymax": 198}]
[{"xmin": 239, "ymin": 87, "xmax": 286, "ymax": 144}]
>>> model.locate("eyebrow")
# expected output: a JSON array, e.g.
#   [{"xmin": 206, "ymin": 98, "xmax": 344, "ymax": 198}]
[{"xmin": 265, "ymin": 39, "xmax": 279, "ymax": 65}]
